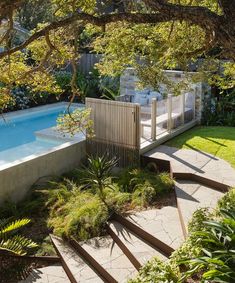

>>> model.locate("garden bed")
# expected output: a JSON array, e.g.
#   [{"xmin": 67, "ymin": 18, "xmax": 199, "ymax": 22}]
[{"xmin": 0, "ymin": 157, "xmax": 175, "ymax": 281}]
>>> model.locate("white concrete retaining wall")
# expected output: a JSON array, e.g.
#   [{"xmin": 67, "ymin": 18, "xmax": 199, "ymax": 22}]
[{"xmin": 0, "ymin": 140, "xmax": 86, "ymax": 205}]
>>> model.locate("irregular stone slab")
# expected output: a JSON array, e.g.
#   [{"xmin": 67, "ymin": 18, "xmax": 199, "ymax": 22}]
[
  {"xmin": 108, "ymin": 220, "xmax": 167, "ymax": 265},
  {"xmin": 80, "ymin": 236, "xmax": 138, "ymax": 283},
  {"xmin": 126, "ymin": 206, "xmax": 184, "ymax": 250},
  {"xmin": 144, "ymin": 145, "xmax": 235, "ymax": 187},
  {"xmin": 18, "ymin": 264, "xmax": 70, "ymax": 283},
  {"xmin": 51, "ymin": 235, "xmax": 104, "ymax": 283},
  {"xmin": 175, "ymin": 180, "xmax": 224, "ymax": 230}
]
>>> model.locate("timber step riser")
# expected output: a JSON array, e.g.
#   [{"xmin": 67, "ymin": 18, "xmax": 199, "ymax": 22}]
[
  {"xmin": 106, "ymin": 224, "xmax": 142, "ymax": 271},
  {"xmin": 112, "ymin": 213, "xmax": 174, "ymax": 257},
  {"xmin": 68, "ymin": 237, "xmax": 118, "ymax": 283},
  {"xmin": 50, "ymin": 235, "xmax": 78, "ymax": 283}
]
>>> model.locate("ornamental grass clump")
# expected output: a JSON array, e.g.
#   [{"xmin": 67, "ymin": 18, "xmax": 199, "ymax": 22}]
[
  {"xmin": 118, "ymin": 168, "xmax": 174, "ymax": 207},
  {"xmin": 48, "ymin": 190, "xmax": 109, "ymax": 240}
]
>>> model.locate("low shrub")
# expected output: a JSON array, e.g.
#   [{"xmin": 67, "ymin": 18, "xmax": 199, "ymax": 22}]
[
  {"xmin": 128, "ymin": 257, "xmax": 180, "ymax": 283},
  {"xmin": 171, "ymin": 208, "xmax": 212, "ymax": 264},
  {"xmin": 202, "ymin": 91, "xmax": 235, "ymax": 126},
  {"xmin": 179, "ymin": 207, "xmax": 235, "ymax": 283},
  {"xmin": 217, "ymin": 187, "xmax": 235, "ymax": 211}
]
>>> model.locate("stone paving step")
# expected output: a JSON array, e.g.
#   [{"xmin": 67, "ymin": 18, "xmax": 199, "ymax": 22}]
[
  {"xmin": 125, "ymin": 206, "xmax": 184, "ymax": 250},
  {"xmin": 107, "ymin": 220, "xmax": 167, "ymax": 267},
  {"xmin": 175, "ymin": 180, "xmax": 224, "ymax": 232},
  {"xmin": 18, "ymin": 264, "xmax": 70, "ymax": 283},
  {"xmin": 144, "ymin": 145, "xmax": 235, "ymax": 187},
  {"xmin": 79, "ymin": 235, "xmax": 138, "ymax": 283},
  {"xmin": 50, "ymin": 235, "xmax": 105, "ymax": 283}
]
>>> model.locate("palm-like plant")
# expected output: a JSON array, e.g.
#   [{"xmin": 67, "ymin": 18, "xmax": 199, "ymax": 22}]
[
  {"xmin": 81, "ymin": 155, "xmax": 118, "ymax": 206},
  {"xmin": 0, "ymin": 218, "xmax": 37, "ymax": 256},
  {"xmin": 179, "ymin": 208, "xmax": 235, "ymax": 282}
]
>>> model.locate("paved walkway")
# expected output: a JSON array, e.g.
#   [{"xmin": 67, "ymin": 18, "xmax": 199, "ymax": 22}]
[
  {"xmin": 175, "ymin": 180, "xmax": 224, "ymax": 231},
  {"xmin": 145, "ymin": 145, "xmax": 235, "ymax": 187}
]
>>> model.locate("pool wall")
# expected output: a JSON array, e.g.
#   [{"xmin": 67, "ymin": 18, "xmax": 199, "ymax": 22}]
[{"xmin": 0, "ymin": 139, "xmax": 86, "ymax": 205}]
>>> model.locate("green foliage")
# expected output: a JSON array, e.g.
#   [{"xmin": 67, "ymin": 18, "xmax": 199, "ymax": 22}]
[
  {"xmin": 17, "ymin": 0, "xmax": 53, "ymax": 30},
  {"xmin": 54, "ymin": 71, "xmax": 73, "ymax": 93},
  {"xmin": 48, "ymin": 189, "xmax": 109, "ymax": 240},
  {"xmin": 171, "ymin": 208, "xmax": 212, "ymax": 264},
  {"xmin": 57, "ymin": 107, "xmax": 94, "ymax": 137},
  {"xmin": 217, "ymin": 188, "xmax": 235, "ymax": 212},
  {"xmin": 128, "ymin": 257, "xmax": 180, "ymax": 283},
  {"xmin": 0, "ymin": 218, "xmax": 37, "ymax": 256},
  {"xmin": 80, "ymin": 155, "xmax": 118, "ymax": 205},
  {"xmin": 202, "ymin": 91, "xmax": 235, "ymax": 127},
  {"xmin": 118, "ymin": 168, "xmax": 173, "ymax": 207},
  {"xmin": 179, "ymin": 208, "xmax": 235, "ymax": 283}
]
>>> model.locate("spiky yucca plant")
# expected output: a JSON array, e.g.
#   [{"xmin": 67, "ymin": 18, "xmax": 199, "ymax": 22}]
[
  {"xmin": 0, "ymin": 218, "xmax": 37, "ymax": 256},
  {"xmin": 81, "ymin": 155, "xmax": 118, "ymax": 206}
]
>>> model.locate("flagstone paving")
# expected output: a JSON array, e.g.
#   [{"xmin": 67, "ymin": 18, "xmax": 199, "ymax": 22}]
[
  {"xmin": 18, "ymin": 264, "xmax": 70, "ymax": 283},
  {"xmin": 144, "ymin": 145, "xmax": 235, "ymax": 187},
  {"xmin": 175, "ymin": 180, "xmax": 224, "ymax": 231},
  {"xmin": 126, "ymin": 206, "xmax": 184, "ymax": 250},
  {"xmin": 108, "ymin": 220, "xmax": 168, "ymax": 264}
]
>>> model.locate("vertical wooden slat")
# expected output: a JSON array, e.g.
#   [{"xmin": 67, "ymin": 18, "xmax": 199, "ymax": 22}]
[{"xmin": 86, "ymin": 98, "xmax": 140, "ymax": 166}]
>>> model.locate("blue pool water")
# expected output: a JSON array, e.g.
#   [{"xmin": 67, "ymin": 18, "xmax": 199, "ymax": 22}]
[
  {"xmin": 0, "ymin": 108, "xmax": 65, "ymax": 151},
  {"xmin": 0, "ymin": 105, "xmax": 81, "ymax": 165}
]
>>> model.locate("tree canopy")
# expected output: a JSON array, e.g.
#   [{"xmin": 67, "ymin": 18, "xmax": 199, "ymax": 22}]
[{"xmin": 0, "ymin": 0, "xmax": 234, "ymax": 109}]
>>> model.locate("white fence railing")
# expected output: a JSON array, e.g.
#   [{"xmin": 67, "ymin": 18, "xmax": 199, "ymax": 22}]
[{"xmin": 140, "ymin": 92, "xmax": 196, "ymax": 142}]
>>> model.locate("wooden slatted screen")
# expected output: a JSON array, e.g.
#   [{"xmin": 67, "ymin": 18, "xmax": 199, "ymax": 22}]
[{"xmin": 86, "ymin": 98, "xmax": 140, "ymax": 166}]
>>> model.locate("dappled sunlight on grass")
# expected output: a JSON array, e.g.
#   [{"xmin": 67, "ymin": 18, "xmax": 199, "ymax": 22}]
[{"xmin": 165, "ymin": 126, "xmax": 235, "ymax": 168}]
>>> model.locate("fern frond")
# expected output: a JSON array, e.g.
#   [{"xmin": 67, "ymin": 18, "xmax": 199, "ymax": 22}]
[
  {"xmin": 0, "ymin": 219, "xmax": 31, "ymax": 236},
  {"xmin": 0, "ymin": 235, "xmax": 38, "ymax": 256}
]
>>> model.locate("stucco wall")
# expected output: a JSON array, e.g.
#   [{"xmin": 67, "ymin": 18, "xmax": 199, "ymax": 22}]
[{"xmin": 0, "ymin": 140, "xmax": 86, "ymax": 205}]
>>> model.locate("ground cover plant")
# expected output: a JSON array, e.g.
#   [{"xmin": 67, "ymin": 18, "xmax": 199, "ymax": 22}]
[{"xmin": 165, "ymin": 126, "xmax": 235, "ymax": 168}]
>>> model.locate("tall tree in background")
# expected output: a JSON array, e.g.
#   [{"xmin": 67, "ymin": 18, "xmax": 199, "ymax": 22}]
[
  {"xmin": 0, "ymin": 0, "xmax": 234, "ymax": 108},
  {"xmin": 17, "ymin": 0, "xmax": 53, "ymax": 30}
]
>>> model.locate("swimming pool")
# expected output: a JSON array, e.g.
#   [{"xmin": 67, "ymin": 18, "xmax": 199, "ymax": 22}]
[{"xmin": 0, "ymin": 103, "xmax": 84, "ymax": 165}]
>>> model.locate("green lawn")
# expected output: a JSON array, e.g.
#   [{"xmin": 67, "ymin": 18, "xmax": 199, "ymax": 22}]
[{"xmin": 165, "ymin": 126, "xmax": 235, "ymax": 168}]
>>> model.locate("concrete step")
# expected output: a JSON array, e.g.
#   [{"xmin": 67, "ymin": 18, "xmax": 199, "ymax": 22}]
[
  {"xmin": 175, "ymin": 180, "xmax": 224, "ymax": 232},
  {"xmin": 50, "ymin": 235, "xmax": 104, "ymax": 283},
  {"xmin": 124, "ymin": 207, "xmax": 184, "ymax": 250},
  {"xmin": 107, "ymin": 220, "xmax": 167, "ymax": 267},
  {"xmin": 79, "ymin": 235, "xmax": 138, "ymax": 283}
]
